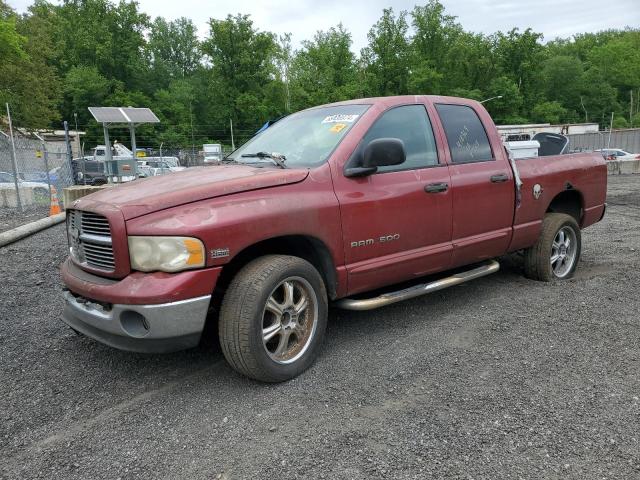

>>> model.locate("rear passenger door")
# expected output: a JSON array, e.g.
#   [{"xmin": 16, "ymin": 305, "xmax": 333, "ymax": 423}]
[{"xmin": 434, "ymin": 103, "xmax": 514, "ymax": 267}]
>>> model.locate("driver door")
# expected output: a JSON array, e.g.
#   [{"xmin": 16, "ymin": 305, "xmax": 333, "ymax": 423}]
[{"xmin": 332, "ymin": 103, "xmax": 453, "ymax": 295}]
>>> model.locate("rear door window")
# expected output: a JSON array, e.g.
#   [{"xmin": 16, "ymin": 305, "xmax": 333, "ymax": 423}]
[{"xmin": 436, "ymin": 104, "xmax": 493, "ymax": 164}]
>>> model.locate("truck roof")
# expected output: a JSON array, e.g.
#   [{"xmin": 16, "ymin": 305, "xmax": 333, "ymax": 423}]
[{"xmin": 319, "ymin": 95, "xmax": 481, "ymax": 109}]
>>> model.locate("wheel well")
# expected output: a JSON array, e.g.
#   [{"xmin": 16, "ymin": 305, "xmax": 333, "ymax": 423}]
[
  {"xmin": 546, "ymin": 189, "xmax": 583, "ymax": 224},
  {"xmin": 216, "ymin": 235, "xmax": 338, "ymax": 301},
  {"xmin": 201, "ymin": 235, "xmax": 338, "ymax": 346}
]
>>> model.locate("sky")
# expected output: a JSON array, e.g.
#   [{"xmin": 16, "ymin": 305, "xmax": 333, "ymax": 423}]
[{"xmin": 8, "ymin": 0, "xmax": 640, "ymax": 52}]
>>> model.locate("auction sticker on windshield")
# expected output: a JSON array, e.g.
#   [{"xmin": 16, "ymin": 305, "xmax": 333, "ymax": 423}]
[{"xmin": 322, "ymin": 114, "xmax": 359, "ymax": 124}]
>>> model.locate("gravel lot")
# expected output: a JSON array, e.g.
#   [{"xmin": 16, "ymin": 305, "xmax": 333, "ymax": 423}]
[
  {"xmin": 0, "ymin": 205, "xmax": 50, "ymax": 234},
  {"xmin": 1, "ymin": 175, "xmax": 638, "ymax": 479}
]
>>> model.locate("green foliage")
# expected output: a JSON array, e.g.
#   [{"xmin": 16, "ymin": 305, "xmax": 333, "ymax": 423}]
[
  {"xmin": 541, "ymin": 55, "xmax": 583, "ymax": 111},
  {"xmin": 1, "ymin": 0, "xmax": 639, "ymax": 148},
  {"xmin": 612, "ymin": 116, "xmax": 629, "ymax": 129},
  {"xmin": 147, "ymin": 17, "xmax": 200, "ymax": 85},
  {"xmin": 290, "ymin": 24, "xmax": 359, "ymax": 109},
  {"xmin": 483, "ymin": 76, "xmax": 523, "ymax": 124},
  {"xmin": 361, "ymin": 8, "xmax": 411, "ymax": 96},
  {"xmin": 532, "ymin": 101, "xmax": 568, "ymax": 124},
  {"xmin": 0, "ymin": 4, "xmax": 27, "ymax": 63},
  {"xmin": 1, "ymin": 0, "xmax": 60, "ymax": 126},
  {"xmin": 201, "ymin": 14, "xmax": 279, "ymax": 129},
  {"xmin": 64, "ymin": 66, "xmax": 110, "ymax": 123},
  {"xmin": 580, "ymin": 68, "xmax": 620, "ymax": 124}
]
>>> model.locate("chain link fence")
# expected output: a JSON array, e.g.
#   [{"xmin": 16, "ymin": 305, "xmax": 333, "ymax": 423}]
[
  {"xmin": 134, "ymin": 145, "xmax": 236, "ymax": 167},
  {"xmin": 0, "ymin": 120, "xmax": 260, "ymax": 232},
  {"xmin": 0, "ymin": 130, "xmax": 74, "ymax": 232}
]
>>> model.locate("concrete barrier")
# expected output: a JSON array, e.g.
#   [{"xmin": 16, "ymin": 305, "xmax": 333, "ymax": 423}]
[
  {"xmin": 63, "ymin": 185, "xmax": 111, "ymax": 209},
  {"xmin": 0, "ymin": 212, "xmax": 66, "ymax": 247},
  {"xmin": 607, "ymin": 159, "xmax": 640, "ymax": 175},
  {"xmin": 0, "ymin": 187, "xmax": 35, "ymax": 208}
]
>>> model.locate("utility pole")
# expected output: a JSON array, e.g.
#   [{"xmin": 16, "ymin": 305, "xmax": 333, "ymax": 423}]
[
  {"xmin": 73, "ymin": 112, "xmax": 85, "ymax": 183},
  {"xmin": 63, "ymin": 121, "xmax": 74, "ymax": 181},
  {"xmin": 230, "ymin": 118, "xmax": 235, "ymax": 151},
  {"xmin": 5, "ymin": 103, "xmax": 23, "ymax": 211},
  {"xmin": 128, "ymin": 121, "xmax": 137, "ymax": 179},
  {"xmin": 33, "ymin": 132, "xmax": 52, "ymax": 197},
  {"xmin": 73, "ymin": 112, "xmax": 81, "ymax": 156},
  {"xmin": 580, "ymin": 96, "xmax": 588, "ymax": 123},
  {"xmin": 607, "ymin": 112, "xmax": 614, "ymax": 149},
  {"xmin": 189, "ymin": 102, "xmax": 195, "ymax": 160},
  {"xmin": 631, "ymin": 90, "xmax": 634, "ymax": 125}
]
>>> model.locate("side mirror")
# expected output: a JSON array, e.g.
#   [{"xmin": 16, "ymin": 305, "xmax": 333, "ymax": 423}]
[
  {"xmin": 344, "ymin": 138, "xmax": 406, "ymax": 177},
  {"xmin": 363, "ymin": 138, "xmax": 406, "ymax": 168}
]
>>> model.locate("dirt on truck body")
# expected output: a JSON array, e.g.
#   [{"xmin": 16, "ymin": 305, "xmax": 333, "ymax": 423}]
[{"xmin": 60, "ymin": 95, "xmax": 607, "ymax": 382}]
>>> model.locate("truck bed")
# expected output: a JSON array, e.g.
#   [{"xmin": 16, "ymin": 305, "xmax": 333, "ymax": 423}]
[{"xmin": 509, "ymin": 152, "xmax": 607, "ymax": 252}]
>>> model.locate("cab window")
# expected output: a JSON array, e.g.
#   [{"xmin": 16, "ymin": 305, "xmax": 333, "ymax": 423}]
[
  {"xmin": 436, "ymin": 104, "xmax": 493, "ymax": 163},
  {"xmin": 362, "ymin": 104, "xmax": 439, "ymax": 173}
]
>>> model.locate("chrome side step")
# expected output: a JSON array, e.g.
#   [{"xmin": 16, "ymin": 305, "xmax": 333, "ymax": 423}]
[{"xmin": 334, "ymin": 259, "xmax": 500, "ymax": 311}]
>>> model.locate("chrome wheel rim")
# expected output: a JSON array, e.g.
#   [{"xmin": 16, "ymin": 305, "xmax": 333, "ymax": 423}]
[
  {"xmin": 262, "ymin": 276, "xmax": 318, "ymax": 364},
  {"xmin": 551, "ymin": 226, "xmax": 577, "ymax": 278}
]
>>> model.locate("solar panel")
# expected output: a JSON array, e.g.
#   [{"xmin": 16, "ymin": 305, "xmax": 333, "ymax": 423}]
[
  {"xmin": 88, "ymin": 107, "xmax": 160, "ymax": 124},
  {"xmin": 88, "ymin": 107, "xmax": 126, "ymax": 123},
  {"xmin": 122, "ymin": 108, "xmax": 160, "ymax": 123}
]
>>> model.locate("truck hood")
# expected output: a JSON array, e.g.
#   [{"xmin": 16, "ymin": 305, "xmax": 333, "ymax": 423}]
[{"xmin": 73, "ymin": 165, "xmax": 309, "ymax": 219}]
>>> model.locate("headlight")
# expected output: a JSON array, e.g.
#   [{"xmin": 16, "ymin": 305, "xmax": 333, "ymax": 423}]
[{"xmin": 128, "ymin": 236, "xmax": 205, "ymax": 272}]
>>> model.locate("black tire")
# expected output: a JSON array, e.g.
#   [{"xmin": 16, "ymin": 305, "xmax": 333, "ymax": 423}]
[
  {"xmin": 218, "ymin": 255, "xmax": 328, "ymax": 382},
  {"xmin": 524, "ymin": 213, "xmax": 581, "ymax": 281}
]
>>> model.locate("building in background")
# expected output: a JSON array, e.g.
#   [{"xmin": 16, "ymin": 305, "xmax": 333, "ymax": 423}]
[{"xmin": 497, "ymin": 123, "xmax": 599, "ymax": 141}]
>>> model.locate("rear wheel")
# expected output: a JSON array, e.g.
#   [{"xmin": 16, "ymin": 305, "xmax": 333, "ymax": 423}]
[
  {"xmin": 524, "ymin": 213, "xmax": 581, "ymax": 281},
  {"xmin": 218, "ymin": 255, "xmax": 327, "ymax": 382}
]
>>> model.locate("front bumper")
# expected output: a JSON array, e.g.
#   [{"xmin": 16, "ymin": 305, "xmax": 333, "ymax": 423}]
[{"xmin": 62, "ymin": 290, "xmax": 211, "ymax": 353}]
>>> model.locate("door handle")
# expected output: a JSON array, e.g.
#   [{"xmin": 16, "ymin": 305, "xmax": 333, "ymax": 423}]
[
  {"xmin": 490, "ymin": 173, "xmax": 509, "ymax": 183},
  {"xmin": 425, "ymin": 182, "xmax": 448, "ymax": 193}
]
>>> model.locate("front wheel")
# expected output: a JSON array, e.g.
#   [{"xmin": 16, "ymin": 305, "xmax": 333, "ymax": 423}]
[
  {"xmin": 524, "ymin": 213, "xmax": 582, "ymax": 281},
  {"xmin": 218, "ymin": 255, "xmax": 328, "ymax": 382}
]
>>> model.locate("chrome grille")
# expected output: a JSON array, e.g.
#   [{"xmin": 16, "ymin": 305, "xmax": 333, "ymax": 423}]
[
  {"xmin": 67, "ymin": 210, "xmax": 115, "ymax": 272},
  {"xmin": 80, "ymin": 211, "xmax": 112, "ymax": 236}
]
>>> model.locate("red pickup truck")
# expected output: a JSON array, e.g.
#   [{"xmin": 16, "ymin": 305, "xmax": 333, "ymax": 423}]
[{"xmin": 61, "ymin": 95, "xmax": 607, "ymax": 382}]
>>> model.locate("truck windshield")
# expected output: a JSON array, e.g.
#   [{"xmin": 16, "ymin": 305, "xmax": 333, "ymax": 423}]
[{"xmin": 231, "ymin": 104, "xmax": 369, "ymax": 168}]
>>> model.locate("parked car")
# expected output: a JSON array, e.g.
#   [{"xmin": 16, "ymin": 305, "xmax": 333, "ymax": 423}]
[
  {"xmin": 0, "ymin": 171, "xmax": 50, "ymax": 199},
  {"xmin": 137, "ymin": 159, "xmax": 185, "ymax": 176},
  {"xmin": 18, "ymin": 171, "xmax": 49, "ymax": 183},
  {"xmin": 61, "ymin": 95, "xmax": 607, "ymax": 382},
  {"xmin": 594, "ymin": 148, "xmax": 640, "ymax": 161},
  {"xmin": 72, "ymin": 158, "xmax": 108, "ymax": 186},
  {"xmin": 136, "ymin": 163, "xmax": 153, "ymax": 178}
]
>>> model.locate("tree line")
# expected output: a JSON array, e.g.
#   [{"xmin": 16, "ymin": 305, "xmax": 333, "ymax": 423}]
[{"xmin": 1, "ymin": 0, "xmax": 639, "ymax": 150}]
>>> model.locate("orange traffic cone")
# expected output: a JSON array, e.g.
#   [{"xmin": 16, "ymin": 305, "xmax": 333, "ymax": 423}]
[{"xmin": 49, "ymin": 186, "xmax": 61, "ymax": 216}]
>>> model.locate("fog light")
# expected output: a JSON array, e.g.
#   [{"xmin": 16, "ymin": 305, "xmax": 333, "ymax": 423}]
[{"xmin": 120, "ymin": 310, "xmax": 150, "ymax": 338}]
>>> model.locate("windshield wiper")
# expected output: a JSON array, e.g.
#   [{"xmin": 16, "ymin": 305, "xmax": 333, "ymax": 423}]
[{"xmin": 240, "ymin": 151, "xmax": 287, "ymax": 169}]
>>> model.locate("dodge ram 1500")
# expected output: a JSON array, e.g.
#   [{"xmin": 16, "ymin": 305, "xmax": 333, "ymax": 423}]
[{"xmin": 61, "ymin": 96, "xmax": 607, "ymax": 382}]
